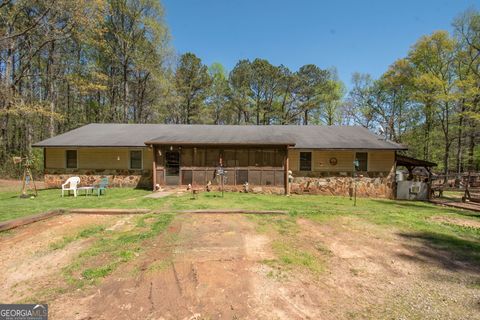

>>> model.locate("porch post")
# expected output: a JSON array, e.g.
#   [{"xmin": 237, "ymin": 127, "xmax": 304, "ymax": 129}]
[
  {"xmin": 284, "ymin": 146, "xmax": 290, "ymax": 195},
  {"xmin": 152, "ymin": 145, "xmax": 157, "ymax": 191}
]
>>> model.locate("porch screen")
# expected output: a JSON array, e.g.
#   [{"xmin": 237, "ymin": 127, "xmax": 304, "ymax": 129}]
[
  {"xmin": 181, "ymin": 148, "xmax": 194, "ymax": 166},
  {"xmin": 236, "ymin": 170, "xmax": 248, "ymax": 184}
]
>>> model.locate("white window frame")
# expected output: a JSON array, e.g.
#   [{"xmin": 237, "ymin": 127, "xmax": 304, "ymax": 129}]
[
  {"xmin": 65, "ymin": 149, "xmax": 78, "ymax": 169},
  {"xmin": 129, "ymin": 149, "xmax": 143, "ymax": 170}
]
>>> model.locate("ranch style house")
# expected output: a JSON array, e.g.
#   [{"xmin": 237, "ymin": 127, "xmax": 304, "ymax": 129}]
[{"xmin": 33, "ymin": 124, "xmax": 406, "ymax": 198}]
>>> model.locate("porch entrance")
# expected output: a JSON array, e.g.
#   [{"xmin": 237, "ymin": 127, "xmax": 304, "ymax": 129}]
[{"xmin": 165, "ymin": 151, "xmax": 180, "ymax": 185}]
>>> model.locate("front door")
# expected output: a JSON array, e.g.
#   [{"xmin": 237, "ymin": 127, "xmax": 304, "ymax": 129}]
[{"xmin": 165, "ymin": 151, "xmax": 180, "ymax": 185}]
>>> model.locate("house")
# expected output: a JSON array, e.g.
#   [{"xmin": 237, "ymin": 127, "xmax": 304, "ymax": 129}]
[{"xmin": 32, "ymin": 124, "xmax": 406, "ymax": 198}]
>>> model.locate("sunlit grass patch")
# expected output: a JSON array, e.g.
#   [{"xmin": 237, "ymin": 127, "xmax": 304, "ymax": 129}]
[
  {"xmin": 49, "ymin": 225, "xmax": 105, "ymax": 250},
  {"xmin": 271, "ymin": 241, "xmax": 325, "ymax": 275},
  {"xmin": 62, "ymin": 213, "xmax": 174, "ymax": 287}
]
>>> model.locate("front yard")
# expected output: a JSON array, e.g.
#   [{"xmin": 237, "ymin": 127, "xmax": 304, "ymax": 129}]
[{"xmin": 0, "ymin": 187, "xmax": 479, "ymax": 319}]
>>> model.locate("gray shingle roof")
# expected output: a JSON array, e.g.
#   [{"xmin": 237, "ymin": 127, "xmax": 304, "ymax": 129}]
[{"xmin": 32, "ymin": 124, "xmax": 406, "ymax": 150}]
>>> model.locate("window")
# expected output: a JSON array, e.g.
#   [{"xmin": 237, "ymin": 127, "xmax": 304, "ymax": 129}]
[
  {"xmin": 130, "ymin": 150, "xmax": 143, "ymax": 169},
  {"xmin": 300, "ymin": 152, "xmax": 312, "ymax": 171},
  {"xmin": 66, "ymin": 150, "xmax": 77, "ymax": 169},
  {"xmin": 355, "ymin": 152, "xmax": 368, "ymax": 171}
]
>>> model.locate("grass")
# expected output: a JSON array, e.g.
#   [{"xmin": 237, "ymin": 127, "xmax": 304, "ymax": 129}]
[
  {"xmin": 0, "ymin": 188, "xmax": 157, "ymax": 221},
  {"xmin": 166, "ymin": 192, "xmax": 480, "ymax": 264},
  {"xmin": 49, "ymin": 225, "xmax": 105, "ymax": 250},
  {"xmin": 63, "ymin": 213, "xmax": 174, "ymax": 288},
  {"xmin": 270, "ymin": 241, "xmax": 325, "ymax": 275},
  {"xmin": 1, "ymin": 187, "xmax": 479, "ymax": 269}
]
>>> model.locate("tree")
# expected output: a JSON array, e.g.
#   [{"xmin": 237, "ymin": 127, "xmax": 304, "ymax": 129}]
[
  {"xmin": 453, "ymin": 9, "xmax": 480, "ymax": 172},
  {"xmin": 295, "ymin": 64, "xmax": 330, "ymax": 125},
  {"xmin": 345, "ymin": 73, "xmax": 376, "ymax": 129},
  {"xmin": 174, "ymin": 52, "xmax": 211, "ymax": 124},
  {"xmin": 409, "ymin": 31, "xmax": 457, "ymax": 176},
  {"xmin": 207, "ymin": 62, "xmax": 231, "ymax": 124}
]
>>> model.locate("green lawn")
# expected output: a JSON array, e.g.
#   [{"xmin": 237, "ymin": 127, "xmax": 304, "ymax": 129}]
[
  {"xmin": 2, "ymin": 187, "xmax": 480, "ymax": 310},
  {"xmin": 0, "ymin": 188, "xmax": 154, "ymax": 221},
  {"xmin": 1, "ymin": 188, "xmax": 479, "ymax": 263}
]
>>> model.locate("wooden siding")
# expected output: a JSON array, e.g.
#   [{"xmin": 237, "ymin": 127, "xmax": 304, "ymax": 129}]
[
  {"xmin": 45, "ymin": 147, "xmax": 152, "ymax": 170},
  {"xmin": 289, "ymin": 149, "xmax": 300, "ymax": 171},
  {"xmin": 44, "ymin": 147, "xmax": 393, "ymax": 173},
  {"xmin": 288, "ymin": 149, "xmax": 394, "ymax": 172},
  {"xmin": 312, "ymin": 150, "xmax": 354, "ymax": 171},
  {"xmin": 368, "ymin": 151, "xmax": 395, "ymax": 172},
  {"xmin": 45, "ymin": 148, "xmax": 65, "ymax": 169}
]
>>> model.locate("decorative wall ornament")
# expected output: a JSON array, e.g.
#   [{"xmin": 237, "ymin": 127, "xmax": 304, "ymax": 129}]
[{"xmin": 329, "ymin": 157, "xmax": 338, "ymax": 166}]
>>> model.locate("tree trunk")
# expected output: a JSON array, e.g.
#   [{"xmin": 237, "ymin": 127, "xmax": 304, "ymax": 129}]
[
  {"xmin": 456, "ymin": 99, "xmax": 465, "ymax": 174},
  {"xmin": 47, "ymin": 41, "xmax": 56, "ymax": 138},
  {"xmin": 123, "ymin": 62, "xmax": 128, "ymax": 123},
  {"xmin": 467, "ymin": 124, "xmax": 476, "ymax": 171}
]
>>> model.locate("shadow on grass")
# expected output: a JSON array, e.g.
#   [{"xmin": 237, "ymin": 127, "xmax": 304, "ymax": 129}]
[
  {"xmin": 397, "ymin": 231, "xmax": 480, "ymax": 274},
  {"xmin": 372, "ymin": 199, "xmax": 480, "ymax": 217},
  {"xmin": 372, "ymin": 199, "xmax": 436, "ymax": 210}
]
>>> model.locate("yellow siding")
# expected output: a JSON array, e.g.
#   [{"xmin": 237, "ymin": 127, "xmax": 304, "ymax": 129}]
[
  {"xmin": 45, "ymin": 147, "xmax": 152, "ymax": 170},
  {"xmin": 143, "ymin": 148, "xmax": 153, "ymax": 169},
  {"xmin": 368, "ymin": 151, "xmax": 395, "ymax": 172},
  {"xmin": 288, "ymin": 149, "xmax": 394, "ymax": 172},
  {"xmin": 289, "ymin": 149, "xmax": 299, "ymax": 171},
  {"xmin": 312, "ymin": 150, "xmax": 355, "ymax": 171},
  {"xmin": 78, "ymin": 148, "xmax": 129, "ymax": 169},
  {"xmin": 45, "ymin": 148, "xmax": 65, "ymax": 169}
]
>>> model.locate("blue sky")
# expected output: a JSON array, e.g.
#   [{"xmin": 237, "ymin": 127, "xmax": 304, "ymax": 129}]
[{"xmin": 162, "ymin": 0, "xmax": 478, "ymax": 87}]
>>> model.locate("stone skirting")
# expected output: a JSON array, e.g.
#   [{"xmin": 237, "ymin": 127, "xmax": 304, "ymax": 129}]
[
  {"xmin": 44, "ymin": 169, "xmax": 152, "ymax": 189},
  {"xmin": 290, "ymin": 175, "xmax": 394, "ymax": 198},
  {"xmin": 43, "ymin": 170, "xmax": 393, "ymax": 198},
  {"xmin": 206, "ymin": 185, "xmax": 286, "ymax": 195}
]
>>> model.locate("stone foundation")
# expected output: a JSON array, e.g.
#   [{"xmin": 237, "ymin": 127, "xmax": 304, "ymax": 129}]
[
  {"xmin": 44, "ymin": 169, "xmax": 393, "ymax": 198},
  {"xmin": 290, "ymin": 175, "xmax": 394, "ymax": 198},
  {"xmin": 44, "ymin": 169, "xmax": 152, "ymax": 189},
  {"xmin": 206, "ymin": 185, "xmax": 286, "ymax": 195}
]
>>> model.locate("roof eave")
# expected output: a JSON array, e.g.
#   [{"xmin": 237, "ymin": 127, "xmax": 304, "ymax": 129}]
[{"xmin": 144, "ymin": 141, "xmax": 296, "ymax": 147}]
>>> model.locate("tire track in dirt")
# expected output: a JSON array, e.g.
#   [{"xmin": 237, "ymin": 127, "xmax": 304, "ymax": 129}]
[
  {"xmin": 0, "ymin": 214, "xmax": 121, "ymax": 303},
  {"xmin": 49, "ymin": 213, "xmax": 328, "ymax": 320}
]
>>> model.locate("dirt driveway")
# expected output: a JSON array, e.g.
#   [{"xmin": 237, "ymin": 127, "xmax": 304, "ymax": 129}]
[
  {"xmin": 48, "ymin": 213, "xmax": 322, "ymax": 319},
  {"xmin": 1, "ymin": 212, "xmax": 479, "ymax": 319}
]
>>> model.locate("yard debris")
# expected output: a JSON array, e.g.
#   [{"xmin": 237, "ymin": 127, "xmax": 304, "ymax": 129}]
[
  {"xmin": 175, "ymin": 209, "xmax": 288, "ymax": 215},
  {"xmin": 69, "ymin": 208, "xmax": 151, "ymax": 215},
  {"xmin": 0, "ymin": 209, "xmax": 65, "ymax": 232}
]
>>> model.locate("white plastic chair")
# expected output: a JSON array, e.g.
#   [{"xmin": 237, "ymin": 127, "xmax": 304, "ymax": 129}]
[{"xmin": 62, "ymin": 176, "xmax": 80, "ymax": 197}]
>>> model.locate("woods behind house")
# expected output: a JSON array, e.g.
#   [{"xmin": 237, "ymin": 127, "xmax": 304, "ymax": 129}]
[{"xmin": 0, "ymin": 1, "xmax": 479, "ymax": 177}]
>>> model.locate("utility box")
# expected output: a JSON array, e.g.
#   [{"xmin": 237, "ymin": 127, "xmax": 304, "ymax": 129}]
[{"xmin": 396, "ymin": 181, "xmax": 429, "ymax": 200}]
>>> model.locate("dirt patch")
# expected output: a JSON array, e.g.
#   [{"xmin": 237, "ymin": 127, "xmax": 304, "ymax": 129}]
[
  {"xmin": 297, "ymin": 217, "xmax": 480, "ymax": 319},
  {"xmin": 48, "ymin": 214, "xmax": 331, "ymax": 319},
  {"xmin": 0, "ymin": 214, "xmax": 122, "ymax": 302},
  {"xmin": 2, "ymin": 212, "xmax": 479, "ymax": 319},
  {"xmin": 430, "ymin": 215, "xmax": 480, "ymax": 229}
]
